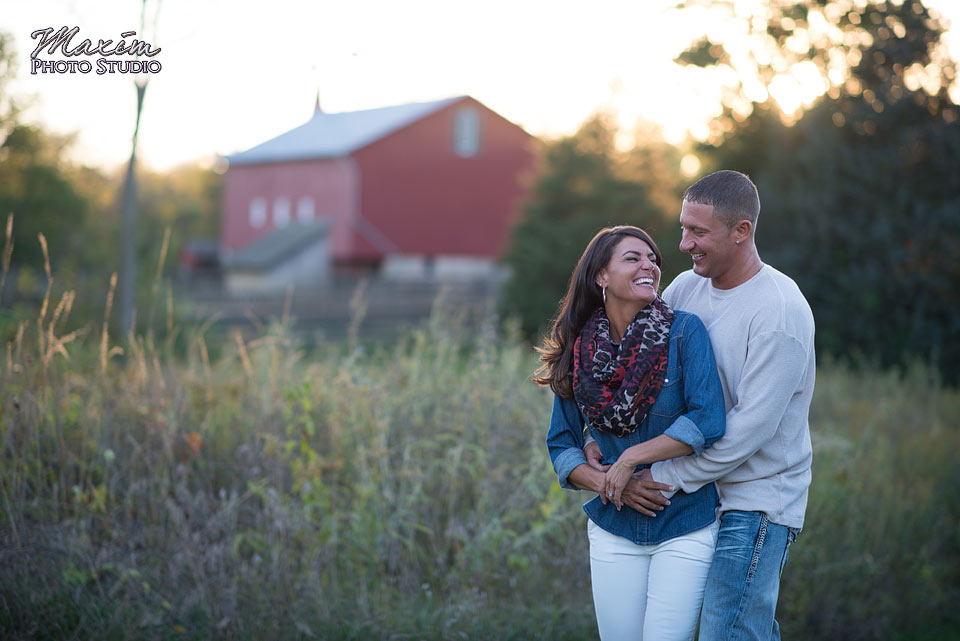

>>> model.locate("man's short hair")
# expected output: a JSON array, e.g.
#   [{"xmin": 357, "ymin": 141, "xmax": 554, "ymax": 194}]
[{"xmin": 684, "ymin": 170, "xmax": 760, "ymax": 230}]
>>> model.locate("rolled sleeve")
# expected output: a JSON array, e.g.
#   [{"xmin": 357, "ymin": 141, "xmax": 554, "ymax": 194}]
[
  {"xmin": 676, "ymin": 314, "xmax": 726, "ymax": 451},
  {"xmin": 664, "ymin": 414, "xmax": 706, "ymax": 456},
  {"xmin": 554, "ymin": 447, "xmax": 589, "ymax": 489},
  {"xmin": 546, "ymin": 394, "xmax": 588, "ymax": 491}
]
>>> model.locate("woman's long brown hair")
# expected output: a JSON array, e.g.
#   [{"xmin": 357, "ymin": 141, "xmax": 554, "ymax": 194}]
[{"xmin": 533, "ymin": 225, "xmax": 662, "ymax": 399}]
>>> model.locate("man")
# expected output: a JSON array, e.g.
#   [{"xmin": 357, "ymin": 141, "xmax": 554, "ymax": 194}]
[{"xmin": 588, "ymin": 170, "xmax": 815, "ymax": 640}]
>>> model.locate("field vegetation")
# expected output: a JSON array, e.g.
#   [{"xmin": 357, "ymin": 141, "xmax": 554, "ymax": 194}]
[{"xmin": 1, "ymin": 249, "xmax": 958, "ymax": 640}]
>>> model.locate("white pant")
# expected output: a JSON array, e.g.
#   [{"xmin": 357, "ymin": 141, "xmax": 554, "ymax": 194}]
[{"xmin": 588, "ymin": 519, "xmax": 719, "ymax": 641}]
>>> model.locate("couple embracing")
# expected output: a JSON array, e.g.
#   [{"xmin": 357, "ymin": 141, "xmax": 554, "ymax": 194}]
[{"xmin": 542, "ymin": 170, "xmax": 815, "ymax": 641}]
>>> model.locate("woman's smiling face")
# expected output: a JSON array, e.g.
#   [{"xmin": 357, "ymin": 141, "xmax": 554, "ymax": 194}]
[{"xmin": 597, "ymin": 236, "xmax": 661, "ymax": 309}]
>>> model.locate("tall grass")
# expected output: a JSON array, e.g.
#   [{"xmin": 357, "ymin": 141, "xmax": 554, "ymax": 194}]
[
  {"xmin": 1, "ymin": 297, "xmax": 597, "ymax": 639},
  {"xmin": 1, "ymin": 226, "xmax": 958, "ymax": 639},
  {"xmin": 782, "ymin": 360, "xmax": 960, "ymax": 640}
]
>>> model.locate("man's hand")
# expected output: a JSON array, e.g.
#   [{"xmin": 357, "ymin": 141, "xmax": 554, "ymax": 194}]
[
  {"xmin": 620, "ymin": 468, "xmax": 674, "ymax": 517},
  {"xmin": 584, "ymin": 441, "xmax": 609, "ymax": 472}
]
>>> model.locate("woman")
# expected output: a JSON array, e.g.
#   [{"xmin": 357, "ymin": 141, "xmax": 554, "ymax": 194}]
[{"xmin": 540, "ymin": 226, "xmax": 725, "ymax": 641}]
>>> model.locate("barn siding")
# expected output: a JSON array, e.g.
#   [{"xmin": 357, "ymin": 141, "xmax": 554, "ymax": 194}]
[
  {"xmin": 351, "ymin": 97, "xmax": 536, "ymax": 259},
  {"xmin": 222, "ymin": 158, "xmax": 355, "ymax": 260}
]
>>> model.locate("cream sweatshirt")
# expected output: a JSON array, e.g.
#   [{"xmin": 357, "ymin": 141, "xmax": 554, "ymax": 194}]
[{"xmin": 652, "ymin": 265, "xmax": 815, "ymax": 528}]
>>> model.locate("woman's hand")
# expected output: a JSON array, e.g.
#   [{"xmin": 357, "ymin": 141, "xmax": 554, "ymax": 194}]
[
  {"xmin": 584, "ymin": 441, "xmax": 609, "ymax": 472},
  {"xmin": 603, "ymin": 465, "xmax": 675, "ymax": 514},
  {"xmin": 602, "ymin": 456, "xmax": 638, "ymax": 511}
]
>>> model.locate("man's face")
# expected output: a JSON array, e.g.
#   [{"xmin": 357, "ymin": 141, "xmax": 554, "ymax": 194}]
[{"xmin": 678, "ymin": 200, "xmax": 738, "ymax": 283}]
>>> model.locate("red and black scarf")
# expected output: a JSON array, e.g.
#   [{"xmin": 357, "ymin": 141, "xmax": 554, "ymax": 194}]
[{"xmin": 572, "ymin": 298, "xmax": 674, "ymax": 437}]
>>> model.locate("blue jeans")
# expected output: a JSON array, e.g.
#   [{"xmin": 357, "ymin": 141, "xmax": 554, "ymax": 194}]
[{"xmin": 698, "ymin": 511, "xmax": 800, "ymax": 641}]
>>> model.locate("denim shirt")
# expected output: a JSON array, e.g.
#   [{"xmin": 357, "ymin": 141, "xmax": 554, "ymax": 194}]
[{"xmin": 546, "ymin": 310, "xmax": 726, "ymax": 545}]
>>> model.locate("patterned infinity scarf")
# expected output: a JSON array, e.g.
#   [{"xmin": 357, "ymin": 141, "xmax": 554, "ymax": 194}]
[{"xmin": 572, "ymin": 298, "xmax": 674, "ymax": 437}]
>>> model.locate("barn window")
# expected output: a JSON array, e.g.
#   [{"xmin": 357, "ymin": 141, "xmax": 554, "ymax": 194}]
[
  {"xmin": 453, "ymin": 107, "xmax": 480, "ymax": 157},
  {"xmin": 249, "ymin": 197, "xmax": 267, "ymax": 229},
  {"xmin": 274, "ymin": 197, "xmax": 291, "ymax": 228},
  {"xmin": 297, "ymin": 197, "xmax": 315, "ymax": 224}
]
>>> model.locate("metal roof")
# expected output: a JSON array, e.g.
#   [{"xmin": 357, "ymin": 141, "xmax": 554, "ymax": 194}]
[
  {"xmin": 226, "ymin": 96, "xmax": 464, "ymax": 166},
  {"xmin": 223, "ymin": 219, "xmax": 332, "ymax": 270}
]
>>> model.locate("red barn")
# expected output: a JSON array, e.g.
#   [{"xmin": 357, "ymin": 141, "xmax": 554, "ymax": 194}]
[{"xmin": 221, "ymin": 95, "xmax": 536, "ymax": 292}]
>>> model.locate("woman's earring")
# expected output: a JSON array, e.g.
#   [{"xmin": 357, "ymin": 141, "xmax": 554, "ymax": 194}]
[{"xmin": 602, "ymin": 285, "xmax": 607, "ymax": 304}]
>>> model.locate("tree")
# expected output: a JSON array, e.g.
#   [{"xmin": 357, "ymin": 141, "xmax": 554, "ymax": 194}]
[
  {"xmin": 675, "ymin": 0, "xmax": 957, "ymax": 137},
  {"xmin": 0, "ymin": 31, "xmax": 22, "ymax": 140},
  {"xmin": 675, "ymin": 0, "xmax": 960, "ymax": 379},
  {"xmin": 119, "ymin": 0, "xmax": 162, "ymax": 335},
  {"xmin": 135, "ymin": 163, "xmax": 222, "ymax": 285},
  {"xmin": 0, "ymin": 127, "xmax": 90, "ymax": 275},
  {"xmin": 500, "ymin": 114, "xmax": 684, "ymax": 337}
]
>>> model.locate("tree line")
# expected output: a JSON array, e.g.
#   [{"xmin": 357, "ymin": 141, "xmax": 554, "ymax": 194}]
[
  {"xmin": 3, "ymin": 0, "xmax": 958, "ymax": 383},
  {"xmin": 501, "ymin": 0, "xmax": 960, "ymax": 384},
  {"xmin": 0, "ymin": 31, "xmax": 221, "ymax": 332}
]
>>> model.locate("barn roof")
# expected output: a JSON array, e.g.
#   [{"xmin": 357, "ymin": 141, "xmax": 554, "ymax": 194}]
[
  {"xmin": 227, "ymin": 96, "xmax": 464, "ymax": 166},
  {"xmin": 223, "ymin": 219, "xmax": 332, "ymax": 270}
]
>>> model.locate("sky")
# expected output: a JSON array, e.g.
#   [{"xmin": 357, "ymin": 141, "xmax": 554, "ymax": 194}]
[{"xmin": 5, "ymin": 0, "xmax": 959, "ymax": 172}]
